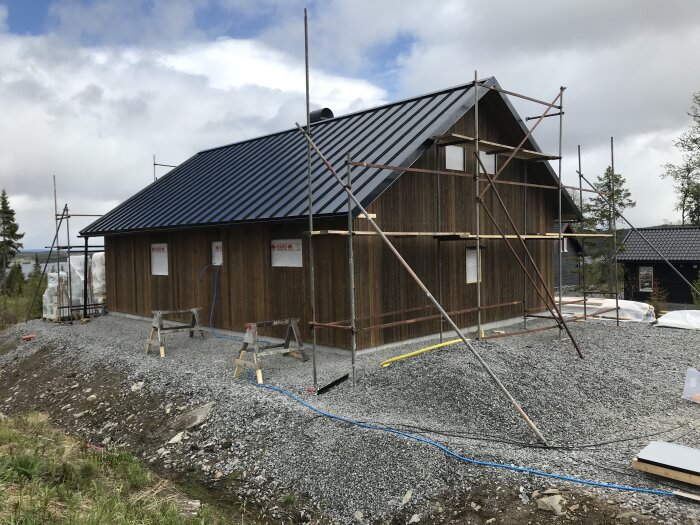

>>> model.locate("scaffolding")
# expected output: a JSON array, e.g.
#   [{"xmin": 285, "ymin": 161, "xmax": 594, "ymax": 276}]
[{"xmin": 298, "ymin": 59, "xmax": 632, "ymax": 442}]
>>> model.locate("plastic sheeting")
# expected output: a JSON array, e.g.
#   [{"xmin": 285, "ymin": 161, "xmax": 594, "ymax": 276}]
[
  {"xmin": 683, "ymin": 368, "xmax": 700, "ymax": 404},
  {"xmin": 91, "ymin": 252, "xmax": 106, "ymax": 304},
  {"xmin": 558, "ymin": 296, "xmax": 656, "ymax": 322},
  {"xmin": 42, "ymin": 271, "xmax": 69, "ymax": 321},
  {"xmin": 656, "ymin": 310, "xmax": 700, "ymax": 330}
]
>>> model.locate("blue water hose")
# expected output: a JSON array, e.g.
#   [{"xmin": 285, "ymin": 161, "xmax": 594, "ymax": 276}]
[{"xmin": 249, "ymin": 377, "xmax": 675, "ymax": 497}]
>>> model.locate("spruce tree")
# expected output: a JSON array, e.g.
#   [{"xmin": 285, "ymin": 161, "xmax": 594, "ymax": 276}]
[
  {"xmin": 662, "ymin": 92, "xmax": 700, "ymax": 224},
  {"xmin": 0, "ymin": 189, "xmax": 24, "ymax": 285},
  {"xmin": 581, "ymin": 166, "xmax": 636, "ymax": 292}
]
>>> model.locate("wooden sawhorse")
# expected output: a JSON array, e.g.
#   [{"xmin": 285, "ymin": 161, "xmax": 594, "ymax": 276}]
[
  {"xmin": 146, "ymin": 308, "xmax": 205, "ymax": 358},
  {"xmin": 233, "ymin": 318, "xmax": 308, "ymax": 384}
]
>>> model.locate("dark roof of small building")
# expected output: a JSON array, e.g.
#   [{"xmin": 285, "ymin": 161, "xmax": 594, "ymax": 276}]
[
  {"xmin": 618, "ymin": 225, "xmax": 700, "ymax": 262},
  {"xmin": 82, "ymin": 77, "xmax": 579, "ymax": 236}
]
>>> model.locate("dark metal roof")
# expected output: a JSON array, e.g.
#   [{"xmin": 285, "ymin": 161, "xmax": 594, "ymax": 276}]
[
  {"xmin": 618, "ymin": 226, "xmax": 700, "ymax": 262},
  {"xmin": 82, "ymin": 77, "xmax": 579, "ymax": 236}
]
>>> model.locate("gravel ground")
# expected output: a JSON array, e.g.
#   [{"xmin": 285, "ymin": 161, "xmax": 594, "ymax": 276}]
[{"xmin": 2, "ymin": 314, "xmax": 700, "ymax": 524}]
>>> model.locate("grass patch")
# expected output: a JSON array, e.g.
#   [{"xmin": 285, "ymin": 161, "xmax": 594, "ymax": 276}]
[
  {"xmin": 0, "ymin": 413, "xmax": 257, "ymax": 524},
  {"xmin": 0, "ymin": 340, "xmax": 16, "ymax": 358}
]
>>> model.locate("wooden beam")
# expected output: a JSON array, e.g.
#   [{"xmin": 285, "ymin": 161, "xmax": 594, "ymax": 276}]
[
  {"xmin": 632, "ymin": 458, "xmax": 700, "ymax": 487},
  {"xmin": 438, "ymin": 133, "xmax": 559, "ymax": 161}
]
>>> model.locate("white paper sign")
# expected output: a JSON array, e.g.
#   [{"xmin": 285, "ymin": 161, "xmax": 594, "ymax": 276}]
[
  {"xmin": 212, "ymin": 241, "xmax": 223, "ymax": 266},
  {"xmin": 271, "ymin": 239, "xmax": 303, "ymax": 267},
  {"xmin": 151, "ymin": 243, "xmax": 168, "ymax": 275}
]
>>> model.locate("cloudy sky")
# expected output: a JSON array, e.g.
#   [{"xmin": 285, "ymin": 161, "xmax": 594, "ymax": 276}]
[{"xmin": 1, "ymin": 0, "xmax": 699, "ymax": 249}]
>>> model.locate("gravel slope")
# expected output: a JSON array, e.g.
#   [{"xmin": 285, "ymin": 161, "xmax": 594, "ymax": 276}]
[{"xmin": 2, "ymin": 315, "xmax": 700, "ymax": 523}]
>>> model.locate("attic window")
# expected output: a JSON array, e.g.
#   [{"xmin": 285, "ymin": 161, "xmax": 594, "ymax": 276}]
[
  {"xmin": 445, "ymin": 145, "xmax": 464, "ymax": 171},
  {"xmin": 478, "ymin": 151, "xmax": 496, "ymax": 175},
  {"xmin": 639, "ymin": 266, "xmax": 653, "ymax": 293}
]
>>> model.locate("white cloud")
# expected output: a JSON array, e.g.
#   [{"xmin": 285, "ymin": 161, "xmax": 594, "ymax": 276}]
[{"xmin": 0, "ymin": 30, "xmax": 386, "ymax": 248}]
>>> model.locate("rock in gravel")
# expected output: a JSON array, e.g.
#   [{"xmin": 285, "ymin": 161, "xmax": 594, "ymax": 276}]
[
  {"xmin": 168, "ymin": 431, "xmax": 185, "ymax": 444},
  {"xmin": 171, "ymin": 401, "xmax": 215, "ymax": 431},
  {"xmin": 401, "ymin": 489, "xmax": 413, "ymax": 505},
  {"xmin": 86, "ymin": 394, "xmax": 97, "ymax": 402},
  {"xmin": 73, "ymin": 411, "xmax": 87, "ymax": 418},
  {"xmin": 537, "ymin": 494, "xmax": 566, "ymax": 516},
  {"xmin": 470, "ymin": 502, "xmax": 481, "ymax": 512},
  {"xmin": 353, "ymin": 510, "xmax": 363, "ymax": 521},
  {"xmin": 130, "ymin": 381, "xmax": 144, "ymax": 392},
  {"xmin": 408, "ymin": 514, "xmax": 420, "ymax": 523}
]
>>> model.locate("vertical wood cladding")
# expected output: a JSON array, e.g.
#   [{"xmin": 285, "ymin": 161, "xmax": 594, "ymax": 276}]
[{"xmin": 105, "ymin": 92, "xmax": 560, "ymax": 349}]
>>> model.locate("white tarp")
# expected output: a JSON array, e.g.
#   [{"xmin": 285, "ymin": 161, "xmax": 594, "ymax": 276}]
[
  {"xmin": 42, "ymin": 271, "xmax": 69, "ymax": 320},
  {"xmin": 69, "ymin": 255, "xmax": 90, "ymax": 305},
  {"xmin": 683, "ymin": 368, "xmax": 700, "ymax": 403},
  {"xmin": 558, "ymin": 296, "xmax": 656, "ymax": 322},
  {"xmin": 91, "ymin": 252, "xmax": 106, "ymax": 304},
  {"xmin": 656, "ymin": 310, "xmax": 700, "ymax": 330}
]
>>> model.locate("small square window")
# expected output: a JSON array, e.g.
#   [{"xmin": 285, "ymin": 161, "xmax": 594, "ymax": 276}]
[
  {"xmin": 466, "ymin": 248, "xmax": 481, "ymax": 284},
  {"xmin": 212, "ymin": 241, "xmax": 223, "ymax": 266},
  {"xmin": 445, "ymin": 145, "xmax": 465, "ymax": 171},
  {"xmin": 151, "ymin": 243, "xmax": 168, "ymax": 276},
  {"xmin": 639, "ymin": 266, "xmax": 653, "ymax": 292},
  {"xmin": 271, "ymin": 239, "xmax": 303, "ymax": 267}
]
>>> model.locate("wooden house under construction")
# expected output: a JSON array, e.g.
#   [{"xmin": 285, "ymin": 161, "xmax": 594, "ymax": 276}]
[{"xmin": 81, "ymin": 78, "xmax": 581, "ymax": 350}]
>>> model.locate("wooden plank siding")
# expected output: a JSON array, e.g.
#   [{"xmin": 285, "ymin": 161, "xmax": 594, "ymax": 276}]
[{"xmin": 104, "ymin": 92, "xmax": 558, "ymax": 350}]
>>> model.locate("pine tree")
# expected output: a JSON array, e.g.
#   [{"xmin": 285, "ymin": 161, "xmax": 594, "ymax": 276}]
[
  {"xmin": 662, "ymin": 92, "xmax": 700, "ymax": 224},
  {"xmin": 581, "ymin": 166, "xmax": 636, "ymax": 292},
  {"xmin": 0, "ymin": 189, "xmax": 24, "ymax": 286}
]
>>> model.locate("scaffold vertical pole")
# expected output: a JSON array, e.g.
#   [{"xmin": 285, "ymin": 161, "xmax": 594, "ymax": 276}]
[
  {"xmin": 474, "ymin": 70, "xmax": 482, "ymax": 339},
  {"xmin": 346, "ymin": 155, "xmax": 357, "ymax": 388},
  {"xmin": 610, "ymin": 137, "xmax": 620, "ymax": 326},
  {"xmin": 304, "ymin": 9, "xmax": 318, "ymax": 389}
]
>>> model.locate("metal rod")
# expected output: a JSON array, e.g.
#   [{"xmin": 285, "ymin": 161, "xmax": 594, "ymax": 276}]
[
  {"xmin": 65, "ymin": 205, "xmax": 73, "ymax": 323},
  {"xmin": 523, "ymin": 163, "xmax": 528, "ymax": 330},
  {"xmin": 361, "ymin": 300, "xmax": 523, "ymax": 331},
  {"xmin": 526, "ymin": 112, "xmax": 564, "ymax": 121},
  {"xmin": 475, "ymin": 81, "xmax": 562, "ymax": 109},
  {"xmin": 346, "ymin": 154, "xmax": 357, "ymax": 388},
  {"xmin": 153, "ymin": 154, "xmax": 156, "ymax": 182},
  {"xmin": 53, "ymin": 177, "xmax": 61, "ymax": 322},
  {"xmin": 26, "ymin": 209, "xmax": 67, "ymax": 321},
  {"xmin": 482, "ymin": 323, "xmax": 560, "ymax": 340},
  {"xmin": 610, "ymin": 137, "xmax": 620, "ymax": 327},
  {"xmin": 83, "ymin": 236, "xmax": 88, "ymax": 319},
  {"xmin": 296, "ymin": 122, "xmax": 549, "ymax": 445},
  {"xmin": 577, "ymin": 170, "xmax": 700, "ymax": 299},
  {"xmin": 474, "ymin": 70, "xmax": 482, "ymax": 339},
  {"xmin": 578, "ymin": 146, "xmax": 587, "ymax": 320},
  {"xmin": 304, "ymin": 9, "xmax": 318, "ymax": 390},
  {"xmin": 557, "ymin": 87, "xmax": 564, "ymax": 341},
  {"xmin": 475, "ymin": 154, "xmax": 584, "ymax": 359},
  {"xmin": 436, "ymin": 149, "xmax": 444, "ymax": 343},
  {"xmin": 348, "ymin": 161, "xmax": 603, "ymax": 194},
  {"xmin": 478, "ymin": 88, "xmax": 564, "ymax": 200}
]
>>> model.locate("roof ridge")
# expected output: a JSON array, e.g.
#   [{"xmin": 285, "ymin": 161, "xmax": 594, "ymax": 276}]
[{"xmin": 198, "ymin": 79, "xmax": 490, "ymax": 155}]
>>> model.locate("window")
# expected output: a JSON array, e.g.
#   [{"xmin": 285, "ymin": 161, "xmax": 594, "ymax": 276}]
[
  {"xmin": 212, "ymin": 241, "xmax": 223, "ymax": 266},
  {"xmin": 466, "ymin": 248, "xmax": 481, "ymax": 284},
  {"xmin": 271, "ymin": 239, "xmax": 303, "ymax": 267},
  {"xmin": 556, "ymin": 238, "xmax": 569, "ymax": 253},
  {"xmin": 639, "ymin": 266, "xmax": 653, "ymax": 292},
  {"xmin": 478, "ymin": 151, "xmax": 496, "ymax": 175},
  {"xmin": 150, "ymin": 243, "xmax": 168, "ymax": 276},
  {"xmin": 445, "ymin": 145, "xmax": 464, "ymax": 171}
]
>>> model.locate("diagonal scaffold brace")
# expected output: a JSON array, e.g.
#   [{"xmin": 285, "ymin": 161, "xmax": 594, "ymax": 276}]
[
  {"xmin": 295, "ymin": 122, "xmax": 550, "ymax": 445},
  {"xmin": 475, "ymin": 153, "xmax": 584, "ymax": 359}
]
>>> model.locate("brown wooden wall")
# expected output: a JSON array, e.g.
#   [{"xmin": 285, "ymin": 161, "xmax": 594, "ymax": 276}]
[{"xmin": 104, "ymin": 92, "xmax": 561, "ymax": 350}]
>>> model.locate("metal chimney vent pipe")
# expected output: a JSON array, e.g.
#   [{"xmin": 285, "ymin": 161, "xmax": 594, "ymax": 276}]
[{"xmin": 310, "ymin": 108, "xmax": 334, "ymax": 123}]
